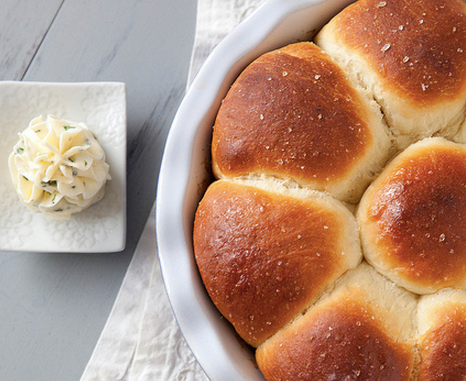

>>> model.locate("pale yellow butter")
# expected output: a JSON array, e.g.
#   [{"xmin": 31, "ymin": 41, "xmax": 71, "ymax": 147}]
[{"xmin": 8, "ymin": 115, "xmax": 111, "ymax": 219}]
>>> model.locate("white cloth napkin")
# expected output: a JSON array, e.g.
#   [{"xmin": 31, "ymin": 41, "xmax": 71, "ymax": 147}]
[
  {"xmin": 80, "ymin": 0, "xmax": 265, "ymax": 380},
  {"xmin": 80, "ymin": 205, "xmax": 206, "ymax": 381}
]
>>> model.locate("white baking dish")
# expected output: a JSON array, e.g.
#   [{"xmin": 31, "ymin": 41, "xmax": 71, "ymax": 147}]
[{"xmin": 156, "ymin": 0, "xmax": 356, "ymax": 379}]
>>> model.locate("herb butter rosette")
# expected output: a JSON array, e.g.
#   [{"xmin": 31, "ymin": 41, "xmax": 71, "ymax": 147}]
[{"xmin": 8, "ymin": 114, "xmax": 111, "ymax": 219}]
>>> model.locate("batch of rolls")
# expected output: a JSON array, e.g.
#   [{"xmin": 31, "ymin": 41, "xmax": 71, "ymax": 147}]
[{"xmin": 193, "ymin": 0, "xmax": 466, "ymax": 379}]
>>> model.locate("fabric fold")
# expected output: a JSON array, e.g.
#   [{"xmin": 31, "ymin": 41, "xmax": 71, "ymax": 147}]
[{"xmin": 80, "ymin": 1, "xmax": 266, "ymax": 380}]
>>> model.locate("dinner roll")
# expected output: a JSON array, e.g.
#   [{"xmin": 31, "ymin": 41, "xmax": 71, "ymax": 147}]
[
  {"xmin": 256, "ymin": 263, "xmax": 417, "ymax": 381},
  {"xmin": 315, "ymin": 0, "xmax": 466, "ymax": 149},
  {"xmin": 417, "ymin": 288, "xmax": 466, "ymax": 380},
  {"xmin": 193, "ymin": 0, "xmax": 466, "ymax": 378},
  {"xmin": 211, "ymin": 42, "xmax": 391, "ymax": 203},
  {"xmin": 358, "ymin": 137, "xmax": 466, "ymax": 294},
  {"xmin": 193, "ymin": 178, "xmax": 362, "ymax": 347}
]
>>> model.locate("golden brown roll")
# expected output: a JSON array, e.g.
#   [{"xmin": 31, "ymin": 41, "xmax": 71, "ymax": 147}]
[
  {"xmin": 211, "ymin": 42, "xmax": 391, "ymax": 203},
  {"xmin": 315, "ymin": 0, "xmax": 466, "ymax": 149},
  {"xmin": 256, "ymin": 263, "xmax": 417, "ymax": 381},
  {"xmin": 417, "ymin": 288, "xmax": 466, "ymax": 380},
  {"xmin": 192, "ymin": 0, "xmax": 466, "ymax": 378},
  {"xmin": 193, "ymin": 178, "xmax": 362, "ymax": 347},
  {"xmin": 358, "ymin": 137, "xmax": 466, "ymax": 294}
]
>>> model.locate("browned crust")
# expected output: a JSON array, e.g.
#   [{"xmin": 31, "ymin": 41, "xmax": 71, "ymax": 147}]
[
  {"xmin": 333, "ymin": 0, "xmax": 466, "ymax": 106},
  {"xmin": 419, "ymin": 303, "xmax": 466, "ymax": 380},
  {"xmin": 193, "ymin": 180, "xmax": 358, "ymax": 347},
  {"xmin": 257, "ymin": 292, "xmax": 414, "ymax": 381},
  {"xmin": 361, "ymin": 140, "xmax": 466, "ymax": 291},
  {"xmin": 211, "ymin": 42, "xmax": 373, "ymax": 185}
]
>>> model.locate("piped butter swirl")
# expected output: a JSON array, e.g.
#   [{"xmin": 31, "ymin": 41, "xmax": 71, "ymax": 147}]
[{"xmin": 8, "ymin": 115, "xmax": 111, "ymax": 219}]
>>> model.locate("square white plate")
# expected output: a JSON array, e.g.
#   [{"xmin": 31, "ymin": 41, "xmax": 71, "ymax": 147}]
[{"xmin": 0, "ymin": 81, "xmax": 126, "ymax": 253}]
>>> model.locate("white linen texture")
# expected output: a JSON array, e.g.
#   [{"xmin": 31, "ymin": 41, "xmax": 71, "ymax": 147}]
[{"xmin": 80, "ymin": 0, "xmax": 265, "ymax": 380}]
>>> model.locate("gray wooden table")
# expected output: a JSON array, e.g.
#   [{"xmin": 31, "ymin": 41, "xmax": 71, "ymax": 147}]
[{"xmin": 0, "ymin": 0, "xmax": 196, "ymax": 380}]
